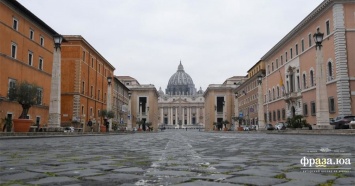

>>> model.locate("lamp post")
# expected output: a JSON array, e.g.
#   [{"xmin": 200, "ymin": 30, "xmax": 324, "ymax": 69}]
[
  {"xmin": 107, "ymin": 76, "xmax": 112, "ymax": 132},
  {"xmin": 127, "ymin": 91, "xmax": 132, "ymax": 131},
  {"xmin": 257, "ymin": 75, "xmax": 265, "ymax": 130},
  {"xmin": 48, "ymin": 34, "xmax": 63, "ymax": 130},
  {"xmin": 313, "ymin": 28, "xmax": 331, "ymax": 129}
]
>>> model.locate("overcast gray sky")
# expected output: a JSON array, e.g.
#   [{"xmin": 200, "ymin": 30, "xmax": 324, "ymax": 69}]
[{"xmin": 18, "ymin": 0, "xmax": 324, "ymax": 91}]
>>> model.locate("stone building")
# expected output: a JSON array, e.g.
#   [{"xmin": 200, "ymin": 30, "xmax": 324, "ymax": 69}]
[
  {"xmin": 260, "ymin": 0, "xmax": 355, "ymax": 126},
  {"xmin": 204, "ymin": 76, "xmax": 246, "ymax": 131},
  {"xmin": 117, "ymin": 76, "xmax": 159, "ymax": 131},
  {"xmin": 0, "ymin": 0, "xmax": 59, "ymax": 128},
  {"xmin": 158, "ymin": 62, "xmax": 205, "ymax": 129},
  {"xmin": 112, "ymin": 77, "xmax": 130, "ymax": 130},
  {"xmin": 234, "ymin": 61, "xmax": 266, "ymax": 128},
  {"xmin": 60, "ymin": 35, "xmax": 115, "ymax": 131}
]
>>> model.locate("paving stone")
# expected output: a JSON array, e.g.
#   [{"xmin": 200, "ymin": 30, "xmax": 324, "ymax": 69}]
[
  {"xmin": 56, "ymin": 168, "xmax": 103, "ymax": 178},
  {"xmin": 225, "ymin": 175, "xmax": 286, "ymax": 185},
  {"xmin": 29, "ymin": 176, "xmax": 78, "ymax": 185},
  {"xmin": 145, "ymin": 170, "xmax": 195, "ymax": 177},
  {"xmin": 0, "ymin": 172, "xmax": 43, "ymax": 181},
  {"xmin": 333, "ymin": 177, "xmax": 355, "ymax": 185},
  {"xmin": 285, "ymin": 172, "xmax": 336, "ymax": 184},
  {"xmin": 175, "ymin": 180, "xmax": 241, "ymax": 186},
  {"xmin": 113, "ymin": 167, "xmax": 145, "ymax": 174},
  {"xmin": 85, "ymin": 173, "xmax": 141, "ymax": 182}
]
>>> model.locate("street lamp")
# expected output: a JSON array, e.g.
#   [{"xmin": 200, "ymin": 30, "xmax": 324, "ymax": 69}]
[
  {"xmin": 53, "ymin": 34, "xmax": 63, "ymax": 50},
  {"xmin": 313, "ymin": 28, "xmax": 324, "ymax": 50},
  {"xmin": 313, "ymin": 28, "xmax": 331, "ymax": 128},
  {"xmin": 107, "ymin": 76, "xmax": 112, "ymax": 85},
  {"xmin": 127, "ymin": 91, "xmax": 132, "ymax": 131},
  {"xmin": 48, "ymin": 34, "xmax": 63, "ymax": 130},
  {"xmin": 257, "ymin": 74, "xmax": 265, "ymax": 130},
  {"xmin": 106, "ymin": 76, "xmax": 113, "ymax": 132}
]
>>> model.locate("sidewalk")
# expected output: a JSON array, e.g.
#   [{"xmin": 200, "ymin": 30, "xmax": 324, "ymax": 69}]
[
  {"xmin": 209, "ymin": 129, "xmax": 355, "ymax": 135},
  {"xmin": 0, "ymin": 131, "xmax": 133, "ymax": 140}
]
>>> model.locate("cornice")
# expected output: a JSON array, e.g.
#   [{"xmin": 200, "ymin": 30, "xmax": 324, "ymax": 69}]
[{"xmin": 261, "ymin": 0, "xmax": 337, "ymax": 60}]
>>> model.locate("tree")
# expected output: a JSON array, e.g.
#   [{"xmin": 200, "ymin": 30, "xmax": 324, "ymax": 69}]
[
  {"xmin": 99, "ymin": 110, "xmax": 115, "ymax": 122},
  {"xmin": 8, "ymin": 81, "xmax": 40, "ymax": 119}
]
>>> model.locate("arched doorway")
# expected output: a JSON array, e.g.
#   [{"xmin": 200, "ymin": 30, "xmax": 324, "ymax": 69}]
[{"xmin": 291, "ymin": 106, "xmax": 296, "ymax": 118}]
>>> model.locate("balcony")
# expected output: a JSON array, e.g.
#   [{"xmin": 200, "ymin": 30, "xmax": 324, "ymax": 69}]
[{"xmin": 284, "ymin": 91, "xmax": 302, "ymax": 103}]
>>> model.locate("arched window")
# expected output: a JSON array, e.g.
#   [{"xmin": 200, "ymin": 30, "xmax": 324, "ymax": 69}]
[
  {"xmin": 328, "ymin": 62, "xmax": 333, "ymax": 80},
  {"xmin": 310, "ymin": 70, "xmax": 314, "ymax": 86},
  {"xmin": 268, "ymin": 90, "xmax": 271, "ymax": 102},
  {"xmin": 277, "ymin": 86, "xmax": 280, "ymax": 98},
  {"xmin": 272, "ymin": 88, "xmax": 275, "ymax": 100},
  {"xmin": 303, "ymin": 74, "xmax": 307, "ymax": 89}
]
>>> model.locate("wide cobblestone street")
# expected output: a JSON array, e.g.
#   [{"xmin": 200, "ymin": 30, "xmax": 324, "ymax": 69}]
[{"xmin": 0, "ymin": 130, "xmax": 354, "ymax": 186}]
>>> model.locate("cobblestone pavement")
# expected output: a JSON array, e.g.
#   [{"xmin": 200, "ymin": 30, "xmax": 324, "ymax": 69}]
[{"xmin": 0, "ymin": 130, "xmax": 354, "ymax": 186}]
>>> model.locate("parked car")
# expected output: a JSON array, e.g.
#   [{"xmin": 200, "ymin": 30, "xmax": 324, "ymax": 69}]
[
  {"xmin": 265, "ymin": 124, "xmax": 274, "ymax": 130},
  {"xmin": 331, "ymin": 115, "xmax": 355, "ymax": 129},
  {"xmin": 64, "ymin": 126, "xmax": 75, "ymax": 132},
  {"xmin": 275, "ymin": 122, "xmax": 286, "ymax": 130}
]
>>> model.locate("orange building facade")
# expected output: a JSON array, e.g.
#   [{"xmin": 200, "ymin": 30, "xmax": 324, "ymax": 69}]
[
  {"xmin": 60, "ymin": 35, "xmax": 115, "ymax": 131},
  {"xmin": 0, "ymin": 0, "xmax": 58, "ymax": 128},
  {"xmin": 261, "ymin": 0, "xmax": 355, "ymax": 125}
]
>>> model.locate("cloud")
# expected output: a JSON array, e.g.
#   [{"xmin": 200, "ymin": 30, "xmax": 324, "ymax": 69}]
[{"xmin": 18, "ymin": 0, "xmax": 324, "ymax": 91}]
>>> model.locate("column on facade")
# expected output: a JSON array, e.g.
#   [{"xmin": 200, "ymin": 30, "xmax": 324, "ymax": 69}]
[
  {"xmin": 196, "ymin": 107, "xmax": 200, "ymax": 124},
  {"xmin": 160, "ymin": 107, "xmax": 164, "ymax": 124},
  {"xmin": 169, "ymin": 107, "xmax": 173, "ymax": 125},
  {"xmin": 175, "ymin": 108, "xmax": 178, "ymax": 125},
  {"xmin": 182, "ymin": 108, "xmax": 185, "ymax": 125},
  {"xmin": 189, "ymin": 107, "xmax": 192, "ymax": 124}
]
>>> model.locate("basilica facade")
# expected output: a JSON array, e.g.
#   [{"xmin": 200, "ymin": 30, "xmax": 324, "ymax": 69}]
[{"xmin": 158, "ymin": 62, "xmax": 205, "ymax": 129}]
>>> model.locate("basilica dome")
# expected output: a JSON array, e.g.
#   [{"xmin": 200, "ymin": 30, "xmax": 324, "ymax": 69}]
[{"xmin": 166, "ymin": 62, "xmax": 196, "ymax": 95}]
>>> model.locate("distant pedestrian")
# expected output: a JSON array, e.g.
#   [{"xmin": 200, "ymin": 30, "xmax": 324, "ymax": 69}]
[
  {"xmin": 87, "ymin": 119, "xmax": 93, "ymax": 132},
  {"xmin": 105, "ymin": 121, "xmax": 109, "ymax": 133},
  {"xmin": 186, "ymin": 127, "xmax": 187, "ymax": 131}
]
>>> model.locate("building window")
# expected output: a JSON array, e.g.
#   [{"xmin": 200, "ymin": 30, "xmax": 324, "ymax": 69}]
[
  {"xmin": 36, "ymin": 88, "xmax": 43, "ymax": 105},
  {"xmin": 98, "ymin": 64, "xmax": 101, "ymax": 73},
  {"xmin": 90, "ymin": 86, "xmax": 93, "ymax": 97},
  {"xmin": 29, "ymin": 29, "xmax": 34, "ymax": 40},
  {"xmin": 273, "ymin": 111, "xmax": 276, "ymax": 121},
  {"xmin": 285, "ymin": 52, "xmax": 288, "ymax": 62},
  {"xmin": 8, "ymin": 79, "xmax": 16, "ymax": 96},
  {"xmin": 277, "ymin": 110, "xmax": 281, "ymax": 120},
  {"xmin": 282, "ymin": 109, "xmax": 286, "ymax": 119},
  {"xmin": 280, "ymin": 55, "xmax": 283, "ymax": 65},
  {"xmin": 310, "ymin": 70, "xmax": 314, "ymax": 86},
  {"xmin": 81, "ymin": 81, "xmax": 85, "ymax": 94},
  {"xmin": 311, "ymin": 101, "xmax": 316, "ymax": 116},
  {"xmin": 272, "ymin": 63, "xmax": 274, "ymax": 71},
  {"xmin": 290, "ymin": 48, "xmax": 293, "ymax": 59},
  {"xmin": 98, "ymin": 90, "xmax": 101, "ymax": 100},
  {"xmin": 276, "ymin": 59, "xmax": 279, "ymax": 69},
  {"xmin": 90, "ymin": 107, "xmax": 93, "ymax": 117},
  {"xmin": 295, "ymin": 44, "xmax": 298, "ymax": 55},
  {"xmin": 328, "ymin": 62, "xmax": 333, "ymax": 81},
  {"xmin": 272, "ymin": 88, "xmax": 275, "ymax": 100},
  {"xmin": 39, "ymin": 57, "xmax": 43, "ymax": 70},
  {"xmin": 13, "ymin": 18, "xmax": 18, "ymax": 30},
  {"xmin": 277, "ymin": 86, "xmax": 280, "ymax": 98},
  {"xmin": 268, "ymin": 112, "xmax": 272, "ymax": 122},
  {"xmin": 82, "ymin": 51, "xmax": 86, "ymax": 61},
  {"xmin": 11, "ymin": 43, "xmax": 17, "ymax": 59},
  {"xmin": 329, "ymin": 97, "xmax": 335, "ymax": 113},
  {"xmin": 301, "ymin": 39, "xmax": 305, "ymax": 52},
  {"xmin": 308, "ymin": 33, "xmax": 312, "ymax": 47},
  {"xmin": 303, "ymin": 74, "xmax": 307, "ymax": 89},
  {"xmin": 303, "ymin": 103, "xmax": 308, "ymax": 116},
  {"xmin": 28, "ymin": 51, "xmax": 33, "ymax": 66},
  {"xmin": 326, "ymin": 20, "xmax": 330, "ymax": 35},
  {"xmin": 40, "ymin": 36, "xmax": 44, "ymax": 46},
  {"xmin": 91, "ymin": 58, "xmax": 94, "ymax": 68},
  {"xmin": 81, "ymin": 106, "xmax": 84, "ymax": 116}
]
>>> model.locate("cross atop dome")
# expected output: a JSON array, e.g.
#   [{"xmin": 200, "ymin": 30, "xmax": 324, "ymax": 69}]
[{"xmin": 178, "ymin": 60, "xmax": 184, "ymax": 71}]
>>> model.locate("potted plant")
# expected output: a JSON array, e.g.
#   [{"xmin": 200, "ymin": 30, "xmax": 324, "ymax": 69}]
[
  {"xmin": 223, "ymin": 120, "xmax": 230, "ymax": 131},
  {"xmin": 8, "ymin": 81, "xmax": 40, "ymax": 132},
  {"xmin": 136, "ymin": 120, "xmax": 143, "ymax": 131},
  {"xmin": 146, "ymin": 122, "xmax": 152, "ymax": 131},
  {"xmin": 99, "ymin": 110, "xmax": 115, "ymax": 132},
  {"xmin": 1, "ymin": 116, "xmax": 13, "ymax": 132}
]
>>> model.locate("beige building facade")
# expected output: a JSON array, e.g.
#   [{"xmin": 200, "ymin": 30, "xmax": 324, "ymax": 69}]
[
  {"xmin": 260, "ymin": 0, "xmax": 355, "ymax": 126},
  {"xmin": 204, "ymin": 76, "xmax": 246, "ymax": 131},
  {"xmin": 158, "ymin": 62, "xmax": 205, "ymax": 129}
]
